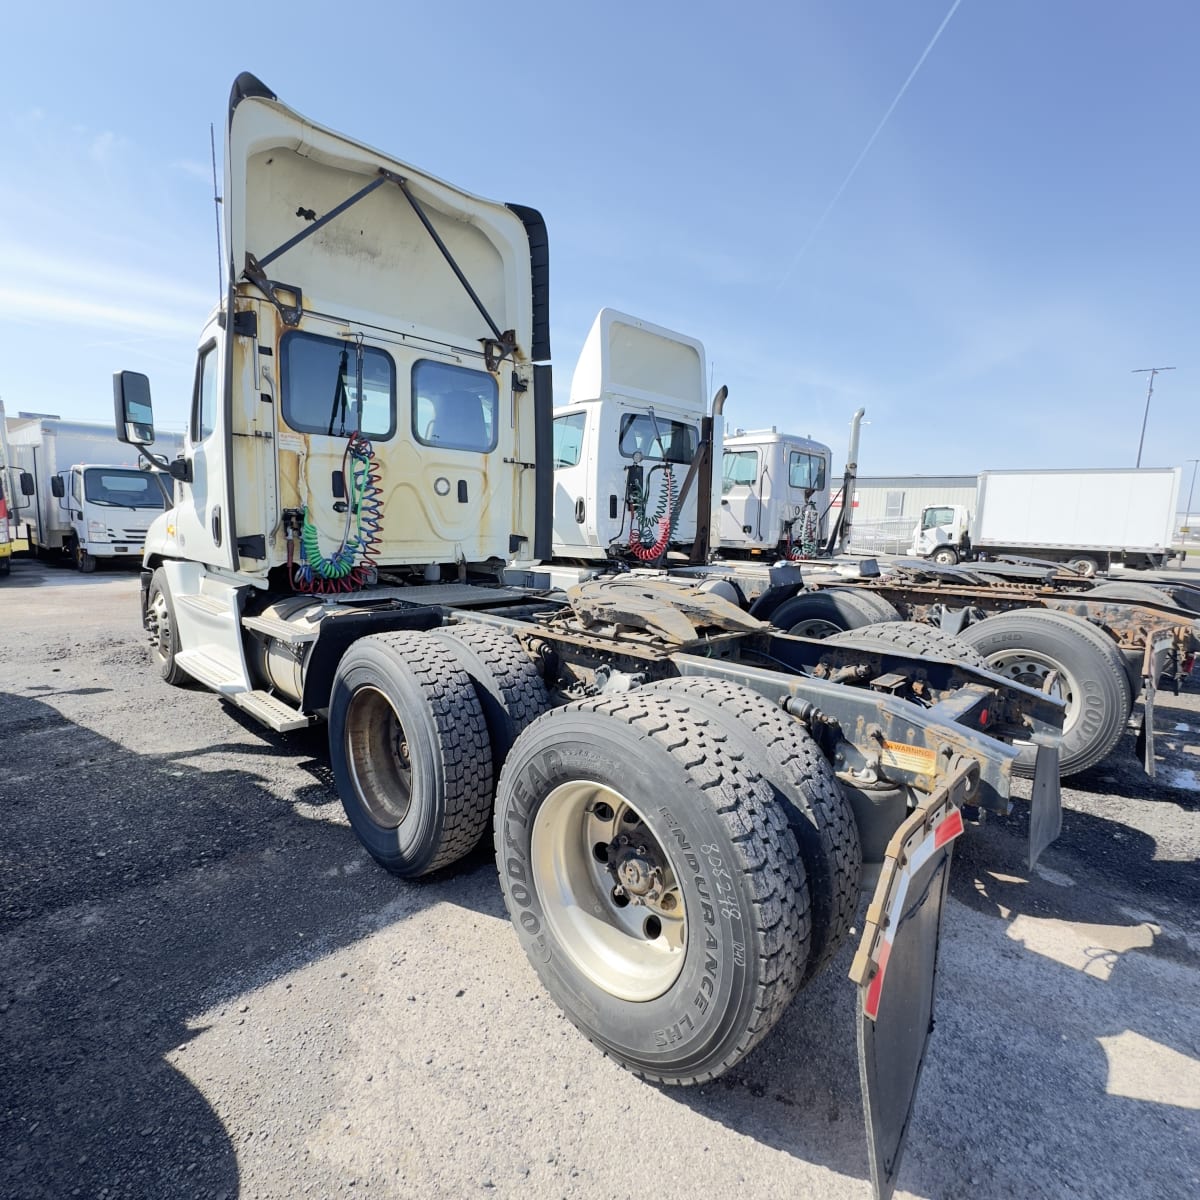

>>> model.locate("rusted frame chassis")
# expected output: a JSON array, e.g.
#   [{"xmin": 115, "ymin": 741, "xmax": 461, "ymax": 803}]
[
  {"xmin": 450, "ymin": 606, "xmax": 1062, "ymax": 826},
  {"xmin": 833, "ymin": 580, "xmax": 1198, "ymax": 687}
]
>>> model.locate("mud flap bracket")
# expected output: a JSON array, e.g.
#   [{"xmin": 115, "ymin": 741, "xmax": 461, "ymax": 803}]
[{"xmin": 848, "ymin": 759, "xmax": 977, "ymax": 1200}]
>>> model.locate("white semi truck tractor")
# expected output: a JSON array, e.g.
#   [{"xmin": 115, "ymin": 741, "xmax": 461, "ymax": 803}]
[{"xmin": 114, "ymin": 74, "xmax": 1066, "ymax": 1200}]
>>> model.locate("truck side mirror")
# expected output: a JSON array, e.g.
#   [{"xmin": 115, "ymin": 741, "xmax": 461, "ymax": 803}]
[
  {"xmin": 19, "ymin": 471, "xmax": 34, "ymax": 497},
  {"xmin": 113, "ymin": 370, "xmax": 156, "ymax": 446},
  {"xmin": 51, "ymin": 476, "xmax": 65, "ymax": 499}
]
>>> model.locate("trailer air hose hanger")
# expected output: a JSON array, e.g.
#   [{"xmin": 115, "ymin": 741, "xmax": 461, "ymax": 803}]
[
  {"xmin": 628, "ymin": 462, "xmax": 676, "ymax": 560},
  {"xmin": 292, "ymin": 431, "xmax": 383, "ymax": 594},
  {"xmin": 788, "ymin": 498, "xmax": 821, "ymax": 560}
]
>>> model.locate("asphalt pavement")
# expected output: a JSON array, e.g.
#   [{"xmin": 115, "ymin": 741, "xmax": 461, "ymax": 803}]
[{"xmin": 1, "ymin": 556, "xmax": 1197, "ymax": 1199}]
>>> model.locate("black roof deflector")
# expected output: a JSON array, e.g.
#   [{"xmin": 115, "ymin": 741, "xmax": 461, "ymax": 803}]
[{"xmin": 229, "ymin": 72, "xmax": 276, "ymax": 118}]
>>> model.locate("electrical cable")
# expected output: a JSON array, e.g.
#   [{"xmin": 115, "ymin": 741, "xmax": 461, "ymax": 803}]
[{"xmin": 292, "ymin": 432, "xmax": 383, "ymax": 593}]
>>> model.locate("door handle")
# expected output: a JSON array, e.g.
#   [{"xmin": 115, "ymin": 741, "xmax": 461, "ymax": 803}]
[
  {"xmin": 574, "ymin": 498, "xmax": 585, "ymax": 524},
  {"xmin": 211, "ymin": 506, "xmax": 223, "ymax": 546}
]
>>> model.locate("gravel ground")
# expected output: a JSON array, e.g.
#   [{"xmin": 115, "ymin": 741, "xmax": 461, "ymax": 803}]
[{"xmin": 1, "ymin": 557, "xmax": 1197, "ymax": 1200}]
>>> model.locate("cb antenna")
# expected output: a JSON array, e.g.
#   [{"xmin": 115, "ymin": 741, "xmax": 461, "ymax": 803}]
[{"xmin": 210, "ymin": 122, "xmax": 224, "ymax": 301}]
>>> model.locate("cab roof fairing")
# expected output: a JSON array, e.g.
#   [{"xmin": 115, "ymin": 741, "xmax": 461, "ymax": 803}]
[
  {"xmin": 568, "ymin": 308, "xmax": 708, "ymax": 417},
  {"xmin": 224, "ymin": 88, "xmax": 535, "ymax": 364}
]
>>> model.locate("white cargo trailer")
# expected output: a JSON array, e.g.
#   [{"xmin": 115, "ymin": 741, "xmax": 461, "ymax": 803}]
[
  {"xmin": 6, "ymin": 416, "xmax": 182, "ymax": 571},
  {"xmin": 909, "ymin": 467, "xmax": 1181, "ymax": 575}
]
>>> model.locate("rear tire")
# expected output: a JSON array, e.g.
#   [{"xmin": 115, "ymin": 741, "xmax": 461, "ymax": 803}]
[
  {"xmin": 428, "ymin": 622, "xmax": 550, "ymax": 784},
  {"xmin": 328, "ymin": 631, "xmax": 493, "ymax": 877},
  {"xmin": 770, "ymin": 587, "xmax": 899, "ymax": 639},
  {"xmin": 644, "ymin": 676, "xmax": 861, "ymax": 980},
  {"xmin": 1085, "ymin": 580, "xmax": 1200, "ymax": 615},
  {"xmin": 957, "ymin": 609, "xmax": 1132, "ymax": 776},
  {"xmin": 1066, "ymin": 556, "xmax": 1100, "ymax": 578},
  {"xmin": 496, "ymin": 692, "xmax": 810, "ymax": 1084},
  {"xmin": 826, "ymin": 620, "xmax": 989, "ymax": 669}
]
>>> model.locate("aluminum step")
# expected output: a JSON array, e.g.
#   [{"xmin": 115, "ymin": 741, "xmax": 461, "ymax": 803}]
[
  {"xmin": 230, "ymin": 689, "xmax": 312, "ymax": 733},
  {"xmin": 176, "ymin": 649, "xmax": 246, "ymax": 694},
  {"xmin": 241, "ymin": 613, "xmax": 320, "ymax": 644}
]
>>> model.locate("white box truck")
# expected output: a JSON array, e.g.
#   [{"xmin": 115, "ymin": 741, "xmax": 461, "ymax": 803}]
[
  {"xmin": 6, "ymin": 416, "xmax": 182, "ymax": 571},
  {"xmin": 909, "ymin": 467, "xmax": 1182, "ymax": 576}
]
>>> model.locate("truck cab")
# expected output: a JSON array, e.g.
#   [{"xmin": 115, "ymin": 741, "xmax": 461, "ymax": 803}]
[
  {"xmin": 910, "ymin": 503, "xmax": 971, "ymax": 564},
  {"xmin": 551, "ymin": 308, "xmax": 719, "ymax": 564},
  {"xmin": 719, "ymin": 428, "xmax": 832, "ymax": 558},
  {"xmin": 51, "ymin": 464, "xmax": 172, "ymax": 571}
]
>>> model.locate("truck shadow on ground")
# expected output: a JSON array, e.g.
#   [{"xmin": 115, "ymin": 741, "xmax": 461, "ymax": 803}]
[
  {"xmin": 0, "ymin": 691, "xmax": 502, "ymax": 1200},
  {"xmin": 5, "ymin": 681, "xmax": 1196, "ymax": 1200}
]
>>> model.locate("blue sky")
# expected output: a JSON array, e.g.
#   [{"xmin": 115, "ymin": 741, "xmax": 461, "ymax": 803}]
[{"xmin": 0, "ymin": 1, "xmax": 1195, "ymax": 479}]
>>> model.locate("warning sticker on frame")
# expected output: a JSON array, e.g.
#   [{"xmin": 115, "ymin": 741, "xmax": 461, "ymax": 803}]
[{"xmin": 881, "ymin": 742, "xmax": 937, "ymax": 776}]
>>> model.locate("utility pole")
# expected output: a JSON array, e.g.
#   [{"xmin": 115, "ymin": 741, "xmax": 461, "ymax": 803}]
[
  {"xmin": 1184, "ymin": 457, "xmax": 1199, "ymax": 537},
  {"xmin": 1132, "ymin": 366, "xmax": 1175, "ymax": 468}
]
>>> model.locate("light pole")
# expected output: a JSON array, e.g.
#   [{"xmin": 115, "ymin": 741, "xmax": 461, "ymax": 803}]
[
  {"xmin": 1132, "ymin": 366, "xmax": 1175, "ymax": 468},
  {"xmin": 1185, "ymin": 458, "xmax": 1200, "ymax": 539}
]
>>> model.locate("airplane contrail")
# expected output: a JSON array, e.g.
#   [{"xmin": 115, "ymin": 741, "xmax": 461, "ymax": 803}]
[{"xmin": 776, "ymin": 0, "xmax": 965, "ymax": 290}]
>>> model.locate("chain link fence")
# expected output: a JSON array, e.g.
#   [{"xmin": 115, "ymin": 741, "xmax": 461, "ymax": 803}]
[{"xmin": 845, "ymin": 518, "xmax": 914, "ymax": 556}]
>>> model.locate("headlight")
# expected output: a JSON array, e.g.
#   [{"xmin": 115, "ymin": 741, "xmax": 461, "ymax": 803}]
[{"xmin": 87, "ymin": 520, "xmax": 107, "ymax": 539}]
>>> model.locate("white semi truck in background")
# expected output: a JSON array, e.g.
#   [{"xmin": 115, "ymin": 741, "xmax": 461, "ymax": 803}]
[
  {"xmin": 718, "ymin": 427, "xmax": 833, "ymax": 558},
  {"xmin": 549, "ymin": 309, "xmax": 850, "ymax": 567},
  {"xmin": 550, "ymin": 308, "xmax": 722, "ymax": 565},
  {"xmin": 909, "ymin": 468, "xmax": 1182, "ymax": 575},
  {"xmin": 545, "ymin": 312, "xmax": 1198, "ymax": 784},
  {"xmin": 5, "ymin": 415, "xmax": 182, "ymax": 571}
]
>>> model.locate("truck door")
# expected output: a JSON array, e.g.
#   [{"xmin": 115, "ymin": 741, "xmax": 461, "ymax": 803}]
[
  {"xmin": 551, "ymin": 410, "xmax": 590, "ymax": 552},
  {"xmin": 172, "ymin": 328, "xmax": 237, "ymax": 571},
  {"xmin": 720, "ymin": 447, "xmax": 761, "ymax": 542}
]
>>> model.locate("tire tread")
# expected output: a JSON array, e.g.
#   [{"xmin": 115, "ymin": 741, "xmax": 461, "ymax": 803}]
[{"xmin": 497, "ymin": 692, "xmax": 811, "ymax": 1084}]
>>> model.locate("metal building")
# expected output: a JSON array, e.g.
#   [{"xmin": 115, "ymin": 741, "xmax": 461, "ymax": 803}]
[{"xmin": 844, "ymin": 474, "xmax": 977, "ymax": 554}]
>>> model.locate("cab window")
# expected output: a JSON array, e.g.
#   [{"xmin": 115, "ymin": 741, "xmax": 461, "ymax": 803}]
[
  {"xmin": 412, "ymin": 361, "xmax": 498, "ymax": 453},
  {"xmin": 192, "ymin": 344, "xmax": 219, "ymax": 443},
  {"xmin": 788, "ymin": 451, "xmax": 826, "ymax": 491},
  {"xmin": 722, "ymin": 450, "xmax": 758, "ymax": 493},
  {"xmin": 281, "ymin": 332, "xmax": 396, "ymax": 439},
  {"xmin": 923, "ymin": 506, "xmax": 956, "ymax": 529},
  {"xmin": 618, "ymin": 413, "xmax": 697, "ymax": 464},
  {"xmin": 553, "ymin": 412, "xmax": 586, "ymax": 468}
]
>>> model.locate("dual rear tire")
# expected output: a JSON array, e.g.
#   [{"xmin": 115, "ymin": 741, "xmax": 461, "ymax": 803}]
[
  {"xmin": 328, "ymin": 625, "xmax": 549, "ymax": 878},
  {"xmin": 329, "ymin": 626, "xmax": 849, "ymax": 1084}
]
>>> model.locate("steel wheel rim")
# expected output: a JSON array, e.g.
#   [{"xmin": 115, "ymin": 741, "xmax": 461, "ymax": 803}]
[
  {"xmin": 787, "ymin": 617, "xmax": 843, "ymax": 638},
  {"xmin": 531, "ymin": 781, "xmax": 686, "ymax": 1002},
  {"xmin": 148, "ymin": 588, "xmax": 171, "ymax": 664},
  {"xmin": 985, "ymin": 649, "xmax": 1082, "ymax": 740},
  {"xmin": 344, "ymin": 685, "xmax": 412, "ymax": 828}
]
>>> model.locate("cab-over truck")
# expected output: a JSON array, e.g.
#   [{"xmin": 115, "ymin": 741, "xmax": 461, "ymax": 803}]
[{"xmin": 115, "ymin": 74, "xmax": 1065, "ymax": 1199}]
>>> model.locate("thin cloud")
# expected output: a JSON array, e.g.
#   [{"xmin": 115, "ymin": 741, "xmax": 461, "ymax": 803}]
[
  {"xmin": 0, "ymin": 242, "xmax": 215, "ymax": 311},
  {"xmin": 89, "ymin": 130, "xmax": 124, "ymax": 164},
  {"xmin": 0, "ymin": 286, "xmax": 200, "ymax": 338}
]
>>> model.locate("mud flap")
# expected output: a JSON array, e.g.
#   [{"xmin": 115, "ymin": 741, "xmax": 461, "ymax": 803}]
[
  {"xmin": 1028, "ymin": 735, "xmax": 1062, "ymax": 870},
  {"xmin": 1134, "ymin": 673, "xmax": 1156, "ymax": 778},
  {"xmin": 848, "ymin": 761, "xmax": 978, "ymax": 1200}
]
